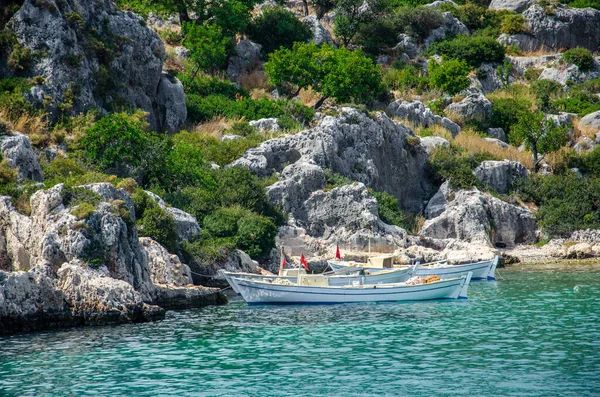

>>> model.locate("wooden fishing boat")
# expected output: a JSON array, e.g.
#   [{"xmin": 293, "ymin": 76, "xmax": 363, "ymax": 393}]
[
  {"xmin": 327, "ymin": 255, "xmax": 397, "ymax": 273},
  {"xmin": 221, "ymin": 265, "xmax": 416, "ymax": 295},
  {"xmin": 232, "ymin": 272, "xmax": 473, "ymax": 305}
]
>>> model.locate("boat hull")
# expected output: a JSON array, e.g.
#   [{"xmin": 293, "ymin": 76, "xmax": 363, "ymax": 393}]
[
  {"xmin": 233, "ymin": 275, "xmax": 471, "ymax": 305},
  {"xmin": 416, "ymin": 257, "xmax": 498, "ymax": 280},
  {"xmin": 222, "ymin": 267, "xmax": 414, "ymax": 294}
]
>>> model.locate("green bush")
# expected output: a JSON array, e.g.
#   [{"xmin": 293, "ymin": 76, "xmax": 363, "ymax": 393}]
[
  {"xmin": 383, "ymin": 63, "xmax": 430, "ymax": 92},
  {"xmin": 428, "ymin": 58, "xmax": 471, "ymax": 95},
  {"xmin": 500, "ymin": 14, "xmax": 528, "ymax": 34},
  {"xmin": 440, "ymin": 3, "xmax": 503, "ymax": 33},
  {"xmin": 137, "ymin": 206, "xmax": 179, "ymax": 252},
  {"xmin": 565, "ymin": 0, "xmax": 600, "ymax": 9},
  {"xmin": 80, "ymin": 112, "xmax": 155, "ymax": 173},
  {"xmin": 531, "ymin": 79, "xmax": 563, "ymax": 111},
  {"xmin": 71, "ymin": 203, "xmax": 96, "ymax": 220},
  {"xmin": 514, "ymin": 174, "xmax": 600, "ymax": 237},
  {"xmin": 62, "ymin": 186, "xmax": 104, "ymax": 207},
  {"xmin": 371, "ymin": 190, "xmax": 406, "ymax": 228},
  {"xmin": 562, "ymin": 48, "xmax": 595, "ymax": 72},
  {"xmin": 236, "ymin": 212, "xmax": 277, "ymax": 258},
  {"xmin": 490, "ymin": 96, "xmax": 531, "ymax": 136},
  {"xmin": 187, "ymin": 94, "xmax": 284, "ymax": 122},
  {"xmin": 246, "ymin": 7, "xmax": 313, "ymax": 54},
  {"xmin": 179, "ymin": 74, "xmax": 248, "ymax": 99},
  {"xmin": 182, "ymin": 22, "xmax": 231, "ymax": 75},
  {"xmin": 203, "ymin": 206, "xmax": 249, "ymax": 238},
  {"xmin": 429, "ymin": 35, "xmax": 505, "ymax": 68},
  {"xmin": 524, "ymin": 68, "xmax": 542, "ymax": 82}
]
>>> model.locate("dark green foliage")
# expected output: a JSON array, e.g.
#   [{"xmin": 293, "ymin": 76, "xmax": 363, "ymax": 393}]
[
  {"xmin": 514, "ymin": 175, "xmax": 600, "ymax": 237},
  {"xmin": 182, "ymin": 234, "xmax": 237, "ymax": 271},
  {"xmin": 182, "ymin": 22, "xmax": 231, "ymax": 75},
  {"xmin": 531, "ymin": 79, "xmax": 562, "ymax": 111},
  {"xmin": 562, "ymin": 48, "xmax": 595, "ymax": 72},
  {"xmin": 500, "ymin": 13, "xmax": 528, "ymax": 34},
  {"xmin": 179, "ymin": 74, "xmax": 248, "ymax": 99},
  {"xmin": 371, "ymin": 190, "xmax": 409, "ymax": 229},
  {"xmin": 236, "ymin": 213, "xmax": 277, "ymax": 258},
  {"xmin": 62, "ymin": 186, "xmax": 104, "ymax": 207},
  {"xmin": 490, "ymin": 96, "xmax": 531, "ymax": 136},
  {"xmin": 524, "ymin": 68, "xmax": 542, "ymax": 82},
  {"xmin": 564, "ymin": 0, "xmax": 600, "ymax": 9},
  {"xmin": 429, "ymin": 35, "xmax": 505, "ymax": 68},
  {"xmin": 323, "ymin": 169, "xmax": 352, "ymax": 190},
  {"xmin": 132, "ymin": 188, "xmax": 156, "ymax": 220},
  {"xmin": 428, "ymin": 145, "xmax": 497, "ymax": 190},
  {"xmin": 137, "ymin": 206, "xmax": 179, "ymax": 252},
  {"xmin": 80, "ymin": 112, "xmax": 154, "ymax": 173},
  {"xmin": 246, "ymin": 7, "xmax": 313, "ymax": 54},
  {"xmin": 428, "ymin": 58, "xmax": 471, "ymax": 95},
  {"xmin": 204, "ymin": 206, "xmax": 247, "ymax": 238},
  {"xmin": 550, "ymin": 78, "xmax": 600, "ymax": 116},
  {"xmin": 439, "ymin": 2, "xmax": 504, "ymax": 34},
  {"xmin": 265, "ymin": 43, "xmax": 383, "ymax": 107},
  {"xmin": 383, "ymin": 63, "xmax": 430, "ymax": 93}
]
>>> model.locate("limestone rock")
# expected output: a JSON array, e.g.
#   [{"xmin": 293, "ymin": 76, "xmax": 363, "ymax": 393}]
[
  {"xmin": 267, "ymin": 161, "xmax": 326, "ymax": 215},
  {"xmin": 227, "ymin": 40, "xmax": 263, "ymax": 82},
  {"xmin": 233, "ymin": 107, "xmax": 436, "ymax": 213},
  {"xmin": 395, "ymin": 34, "xmax": 420, "ymax": 59},
  {"xmin": 386, "ymin": 100, "xmax": 461, "ymax": 136},
  {"xmin": 140, "ymin": 237, "xmax": 192, "ymax": 287},
  {"xmin": 472, "ymin": 63, "xmax": 505, "ymax": 94},
  {"xmin": 424, "ymin": 181, "xmax": 452, "ymax": 219},
  {"xmin": 145, "ymin": 190, "xmax": 200, "ymax": 243},
  {"xmin": 420, "ymin": 189, "xmax": 537, "ymax": 248},
  {"xmin": 0, "ymin": 133, "xmax": 43, "ymax": 182},
  {"xmin": 424, "ymin": 12, "xmax": 469, "ymax": 48},
  {"xmin": 499, "ymin": 5, "xmax": 600, "ymax": 52},
  {"xmin": 484, "ymin": 138, "xmax": 509, "ymax": 148},
  {"xmin": 0, "ymin": 197, "xmax": 32, "ymax": 271},
  {"xmin": 446, "ymin": 91, "xmax": 492, "ymax": 123},
  {"xmin": 539, "ymin": 63, "xmax": 600, "ymax": 86},
  {"xmin": 487, "ymin": 128, "xmax": 507, "ymax": 142},
  {"xmin": 473, "ymin": 160, "xmax": 528, "ymax": 195},
  {"xmin": 419, "ymin": 136, "xmax": 450, "ymax": 156},
  {"xmin": 302, "ymin": 16, "xmax": 335, "ymax": 46},
  {"xmin": 8, "ymin": 0, "xmax": 181, "ymax": 131},
  {"xmin": 573, "ymin": 137, "xmax": 596, "ymax": 153},
  {"xmin": 579, "ymin": 110, "xmax": 600, "ymax": 133},
  {"xmin": 249, "ymin": 118, "xmax": 281, "ymax": 132},
  {"xmin": 489, "ymin": 0, "xmax": 534, "ymax": 13},
  {"xmin": 154, "ymin": 73, "xmax": 187, "ymax": 133}
]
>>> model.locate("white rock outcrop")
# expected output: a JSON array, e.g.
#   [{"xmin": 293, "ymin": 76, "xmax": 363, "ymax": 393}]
[{"xmin": 0, "ymin": 133, "xmax": 44, "ymax": 182}]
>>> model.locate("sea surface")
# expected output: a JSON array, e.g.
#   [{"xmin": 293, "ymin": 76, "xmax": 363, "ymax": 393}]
[{"xmin": 1, "ymin": 263, "xmax": 599, "ymax": 397}]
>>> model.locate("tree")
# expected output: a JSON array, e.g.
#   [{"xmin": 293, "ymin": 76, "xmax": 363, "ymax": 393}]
[
  {"xmin": 511, "ymin": 111, "xmax": 569, "ymax": 172},
  {"xmin": 265, "ymin": 43, "xmax": 383, "ymax": 109},
  {"xmin": 428, "ymin": 58, "xmax": 471, "ymax": 95},
  {"xmin": 182, "ymin": 22, "xmax": 230, "ymax": 77}
]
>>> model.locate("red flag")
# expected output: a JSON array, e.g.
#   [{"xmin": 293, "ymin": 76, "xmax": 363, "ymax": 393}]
[
  {"xmin": 279, "ymin": 248, "xmax": 287, "ymax": 275},
  {"xmin": 301, "ymin": 254, "xmax": 309, "ymax": 271},
  {"xmin": 336, "ymin": 245, "xmax": 341, "ymax": 260}
]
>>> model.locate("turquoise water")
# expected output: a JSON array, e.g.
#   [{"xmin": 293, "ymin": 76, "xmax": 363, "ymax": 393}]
[{"xmin": 1, "ymin": 265, "xmax": 599, "ymax": 396}]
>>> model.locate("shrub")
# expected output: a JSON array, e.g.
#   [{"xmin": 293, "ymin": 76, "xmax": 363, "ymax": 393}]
[
  {"xmin": 524, "ymin": 67, "xmax": 542, "ymax": 82},
  {"xmin": 180, "ymin": 74, "xmax": 248, "ymax": 99},
  {"xmin": 371, "ymin": 190, "xmax": 407, "ymax": 228},
  {"xmin": 71, "ymin": 203, "xmax": 96, "ymax": 220},
  {"xmin": 62, "ymin": 186, "xmax": 104, "ymax": 207},
  {"xmin": 204, "ymin": 206, "xmax": 249, "ymax": 238},
  {"xmin": 246, "ymin": 7, "xmax": 313, "ymax": 54},
  {"xmin": 182, "ymin": 22, "xmax": 231, "ymax": 76},
  {"xmin": 531, "ymin": 79, "xmax": 563, "ymax": 111},
  {"xmin": 137, "ymin": 206, "xmax": 179, "ymax": 252},
  {"xmin": 383, "ymin": 63, "xmax": 430, "ymax": 93},
  {"xmin": 187, "ymin": 94, "xmax": 286, "ymax": 122},
  {"xmin": 80, "ymin": 112, "xmax": 154, "ymax": 173},
  {"xmin": 7, "ymin": 44, "xmax": 32, "ymax": 73},
  {"xmin": 514, "ymin": 175, "xmax": 600, "ymax": 237},
  {"xmin": 490, "ymin": 96, "xmax": 531, "ymax": 136},
  {"xmin": 562, "ymin": 48, "xmax": 595, "ymax": 72},
  {"xmin": 429, "ymin": 35, "xmax": 505, "ymax": 68},
  {"xmin": 428, "ymin": 58, "xmax": 471, "ymax": 95},
  {"xmin": 500, "ymin": 14, "xmax": 528, "ymax": 34},
  {"xmin": 236, "ymin": 212, "xmax": 277, "ymax": 258},
  {"xmin": 441, "ymin": 3, "xmax": 503, "ymax": 33}
]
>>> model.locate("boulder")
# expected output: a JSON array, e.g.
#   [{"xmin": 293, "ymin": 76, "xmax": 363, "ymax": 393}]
[
  {"xmin": 423, "ymin": 12, "xmax": 469, "ymax": 48},
  {"xmin": 386, "ymin": 100, "xmax": 460, "ymax": 136},
  {"xmin": 573, "ymin": 137, "xmax": 596, "ymax": 153},
  {"xmin": 139, "ymin": 237, "xmax": 193, "ymax": 287},
  {"xmin": 579, "ymin": 110, "xmax": 600, "ymax": 133},
  {"xmin": 424, "ymin": 181, "xmax": 452, "ymax": 219},
  {"xmin": 473, "ymin": 160, "xmax": 528, "ymax": 194},
  {"xmin": 395, "ymin": 34, "xmax": 420, "ymax": 59},
  {"xmin": 419, "ymin": 136, "xmax": 450, "ymax": 156},
  {"xmin": 144, "ymin": 190, "xmax": 200, "ymax": 243},
  {"xmin": 484, "ymin": 137, "xmax": 509, "ymax": 148},
  {"xmin": 0, "ymin": 133, "xmax": 43, "ymax": 182},
  {"xmin": 8, "ymin": 0, "xmax": 182, "ymax": 131},
  {"xmin": 487, "ymin": 128, "xmax": 507, "ymax": 142},
  {"xmin": 154, "ymin": 73, "xmax": 187, "ymax": 133},
  {"xmin": 498, "ymin": 5, "xmax": 600, "ymax": 52},
  {"xmin": 267, "ymin": 161, "xmax": 327, "ymax": 215},
  {"xmin": 302, "ymin": 16, "xmax": 335, "ymax": 46},
  {"xmin": 446, "ymin": 91, "xmax": 492, "ymax": 123},
  {"xmin": 227, "ymin": 40, "xmax": 263, "ymax": 82},
  {"xmin": 538, "ymin": 64, "xmax": 600, "ymax": 86},
  {"xmin": 233, "ymin": 107, "xmax": 437, "ymax": 213},
  {"xmin": 249, "ymin": 118, "xmax": 281, "ymax": 132},
  {"xmin": 221, "ymin": 134, "xmax": 243, "ymax": 142},
  {"xmin": 420, "ymin": 189, "xmax": 537, "ymax": 248},
  {"xmin": 489, "ymin": 0, "xmax": 534, "ymax": 13}
]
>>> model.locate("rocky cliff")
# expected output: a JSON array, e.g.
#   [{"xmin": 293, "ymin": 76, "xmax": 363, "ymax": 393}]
[
  {"xmin": 0, "ymin": 183, "xmax": 225, "ymax": 335},
  {"xmin": 6, "ymin": 0, "xmax": 186, "ymax": 132}
]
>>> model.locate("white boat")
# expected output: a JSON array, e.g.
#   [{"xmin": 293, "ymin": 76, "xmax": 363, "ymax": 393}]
[
  {"xmin": 327, "ymin": 255, "xmax": 398, "ymax": 273},
  {"xmin": 415, "ymin": 256, "xmax": 499, "ymax": 281},
  {"xmin": 329, "ymin": 256, "xmax": 499, "ymax": 281},
  {"xmin": 232, "ymin": 272, "xmax": 473, "ymax": 305},
  {"xmin": 221, "ymin": 266, "xmax": 416, "ymax": 295}
]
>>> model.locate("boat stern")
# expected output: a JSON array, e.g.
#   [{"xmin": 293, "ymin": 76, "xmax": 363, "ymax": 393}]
[
  {"xmin": 457, "ymin": 271, "xmax": 473, "ymax": 299},
  {"xmin": 487, "ymin": 256, "xmax": 499, "ymax": 281}
]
